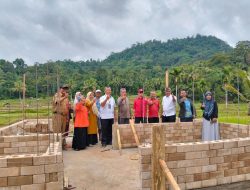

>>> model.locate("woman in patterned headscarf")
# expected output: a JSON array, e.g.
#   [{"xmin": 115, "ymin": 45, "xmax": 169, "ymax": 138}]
[
  {"xmin": 86, "ymin": 91, "xmax": 98, "ymax": 145},
  {"xmin": 201, "ymin": 91, "xmax": 219, "ymax": 141}
]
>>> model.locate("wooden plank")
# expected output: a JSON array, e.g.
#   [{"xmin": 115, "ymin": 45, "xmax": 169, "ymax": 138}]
[
  {"xmin": 129, "ymin": 119, "xmax": 140, "ymax": 147},
  {"xmin": 152, "ymin": 124, "xmax": 165, "ymax": 190},
  {"xmin": 159, "ymin": 159, "xmax": 180, "ymax": 190},
  {"xmin": 117, "ymin": 128, "xmax": 122, "ymax": 155},
  {"xmin": 112, "ymin": 124, "xmax": 119, "ymax": 150}
]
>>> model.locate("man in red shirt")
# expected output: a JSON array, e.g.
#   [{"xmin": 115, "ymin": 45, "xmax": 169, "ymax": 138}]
[
  {"xmin": 147, "ymin": 91, "xmax": 160, "ymax": 123},
  {"xmin": 133, "ymin": 89, "xmax": 147, "ymax": 123}
]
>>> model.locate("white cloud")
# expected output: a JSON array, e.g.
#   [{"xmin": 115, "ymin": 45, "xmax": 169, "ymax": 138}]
[{"xmin": 0, "ymin": 0, "xmax": 249, "ymax": 65}]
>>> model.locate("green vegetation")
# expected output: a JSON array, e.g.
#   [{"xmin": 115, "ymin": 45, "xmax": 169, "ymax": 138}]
[
  {"xmin": 0, "ymin": 98, "xmax": 50, "ymax": 126},
  {"xmin": 0, "ymin": 34, "xmax": 250, "ymax": 126}
]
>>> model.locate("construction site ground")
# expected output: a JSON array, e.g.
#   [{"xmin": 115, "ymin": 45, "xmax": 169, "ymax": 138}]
[{"xmin": 63, "ymin": 137, "xmax": 140, "ymax": 190}]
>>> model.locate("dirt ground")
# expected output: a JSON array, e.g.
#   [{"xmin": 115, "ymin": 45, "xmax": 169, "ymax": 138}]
[{"xmin": 63, "ymin": 137, "xmax": 140, "ymax": 190}]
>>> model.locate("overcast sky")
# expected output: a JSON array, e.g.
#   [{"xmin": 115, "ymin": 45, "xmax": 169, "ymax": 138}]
[{"xmin": 0, "ymin": 0, "xmax": 249, "ymax": 65}]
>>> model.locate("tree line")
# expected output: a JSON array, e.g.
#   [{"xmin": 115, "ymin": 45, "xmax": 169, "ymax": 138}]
[{"xmin": 0, "ymin": 35, "xmax": 249, "ymax": 104}]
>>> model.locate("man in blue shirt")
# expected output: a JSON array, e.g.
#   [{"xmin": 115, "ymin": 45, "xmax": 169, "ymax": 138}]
[{"xmin": 178, "ymin": 90, "xmax": 196, "ymax": 122}]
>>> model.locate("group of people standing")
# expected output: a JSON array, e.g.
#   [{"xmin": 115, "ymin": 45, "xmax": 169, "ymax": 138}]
[
  {"xmin": 52, "ymin": 85, "xmax": 219, "ymax": 151},
  {"xmin": 73, "ymin": 87, "xmax": 116, "ymax": 150}
]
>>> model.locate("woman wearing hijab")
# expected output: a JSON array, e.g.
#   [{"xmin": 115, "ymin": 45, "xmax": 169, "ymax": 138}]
[
  {"xmin": 72, "ymin": 96, "xmax": 89, "ymax": 151},
  {"xmin": 86, "ymin": 91, "xmax": 98, "ymax": 145},
  {"xmin": 73, "ymin": 92, "xmax": 82, "ymax": 121},
  {"xmin": 201, "ymin": 91, "xmax": 219, "ymax": 141}
]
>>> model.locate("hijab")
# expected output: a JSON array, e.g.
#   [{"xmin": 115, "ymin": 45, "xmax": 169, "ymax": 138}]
[
  {"xmin": 74, "ymin": 92, "xmax": 81, "ymax": 105},
  {"xmin": 204, "ymin": 91, "xmax": 215, "ymax": 118},
  {"xmin": 86, "ymin": 92, "xmax": 98, "ymax": 116}
]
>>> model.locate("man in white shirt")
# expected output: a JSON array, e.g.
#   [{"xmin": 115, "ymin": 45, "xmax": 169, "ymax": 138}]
[
  {"xmin": 162, "ymin": 87, "xmax": 176, "ymax": 123},
  {"xmin": 100, "ymin": 87, "xmax": 116, "ymax": 147}
]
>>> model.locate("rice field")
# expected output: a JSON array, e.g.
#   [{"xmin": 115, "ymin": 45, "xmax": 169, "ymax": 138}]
[{"xmin": 0, "ymin": 98, "xmax": 249, "ymax": 127}]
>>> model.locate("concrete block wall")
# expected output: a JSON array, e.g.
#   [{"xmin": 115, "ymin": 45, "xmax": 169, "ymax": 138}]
[
  {"xmin": 114, "ymin": 122, "xmax": 250, "ymax": 149},
  {"xmin": 139, "ymin": 137, "xmax": 250, "ymax": 190},
  {"xmin": 0, "ymin": 135, "xmax": 50, "ymax": 155},
  {"xmin": 0, "ymin": 119, "xmax": 52, "ymax": 136},
  {"xmin": 220, "ymin": 123, "xmax": 250, "ymax": 139},
  {"xmin": 0, "ymin": 142, "xmax": 63, "ymax": 190},
  {"xmin": 113, "ymin": 121, "xmax": 202, "ymax": 148}
]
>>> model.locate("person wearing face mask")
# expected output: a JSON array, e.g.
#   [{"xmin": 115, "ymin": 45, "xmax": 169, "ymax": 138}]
[
  {"xmin": 201, "ymin": 91, "xmax": 219, "ymax": 141},
  {"xmin": 72, "ymin": 96, "xmax": 89, "ymax": 151}
]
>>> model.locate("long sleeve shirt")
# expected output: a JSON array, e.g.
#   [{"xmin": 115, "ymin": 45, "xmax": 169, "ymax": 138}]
[{"xmin": 133, "ymin": 97, "xmax": 147, "ymax": 118}]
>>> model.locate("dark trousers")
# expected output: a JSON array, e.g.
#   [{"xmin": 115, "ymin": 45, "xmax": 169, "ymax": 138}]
[
  {"xmin": 97, "ymin": 117, "xmax": 102, "ymax": 141},
  {"xmin": 118, "ymin": 117, "xmax": 130, "ymax": 124},
  {"xmin": 135, "ymin": 117, "xmax": 147, "ymax": 124},
  {"xmin": 180, "ymin": 117, "xmax": 193, "ymax": 122},
  {"xmin": 162, "ymin": 115, "xmax": 176, "ymax": 123},
  {"xmin": 148, "ymin": 117, "xmax": 159, "ymax": 123},
  {"xmin": 72, "ymin": 127, "xmax": 88, "ymax": 150},
  {"xmin": 101, "ymin": 118, "xmax": 114, "ymax": 146}
]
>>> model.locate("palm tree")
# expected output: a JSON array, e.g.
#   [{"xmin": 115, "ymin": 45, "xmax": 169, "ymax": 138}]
[
  {"xmin": 12, "ymin": 81, "xmax": 23, "ymax": 100},
  {"xmin": 189, "ymin": 66, "xmax": 200, "ymax": 104},
  {"xmin": 170, "ymin": 67, "xmax": 182, "ymax": 98},
  {"xmin": 222, "ymin": 66, "xmax": 233, "ymax": 109},
  {"xmin": 197, "ymin": 79, "xmax": 206, "ymax": 102}
]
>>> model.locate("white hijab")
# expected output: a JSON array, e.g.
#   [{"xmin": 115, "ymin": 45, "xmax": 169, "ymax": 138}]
[{"xmin": 74, "ymin": 92, "xmax": 81, "ymax": 105}]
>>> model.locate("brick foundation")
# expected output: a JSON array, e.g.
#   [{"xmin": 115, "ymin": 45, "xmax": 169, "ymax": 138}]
[
  {"xmin": 138, "ymin": 122, "xmax": 250, "ymax": 190},
  {"xmin": 0, "ymin": 121, "xmax": 64, "ymax": 190}
]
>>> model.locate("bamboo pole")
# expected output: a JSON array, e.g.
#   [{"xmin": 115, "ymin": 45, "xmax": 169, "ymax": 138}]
[
  {"xmin": 22, "ymin": 74, "xmax": 26, "ymax": 135},
  {"xmin": 129, "ymin": 119, "xmax": 140, "ymax": 147},
  {"xmin": 159, "ymin": 159, "xmax": 180, "ymax": 190},
  {"xmin": 165, "ymin": 68, "xmax": 169, "ymax": 88},
  {"xmin": 36, "ymin": 64, "xmax": 40, "ymax": 155},
  {"xmin": 117, "ymin": 128, "xmax": 122, "ymax": 155}
]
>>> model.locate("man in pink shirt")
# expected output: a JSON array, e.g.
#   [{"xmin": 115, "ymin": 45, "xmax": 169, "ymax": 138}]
[
  {"xmin": 133, "ymin": 89, "xmax": 147, "ymax": 123},
  {"xmin": 147, "ymin": 91, "xmax": 160, "ymax": 123}
]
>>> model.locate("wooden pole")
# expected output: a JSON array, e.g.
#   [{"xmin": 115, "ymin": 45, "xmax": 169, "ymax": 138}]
[
  {"xmin": 117, "ymin": 128, "xmax": 122, "ymax": 155},
  {"xmin": 152, "ymin": 125, "xmax": 165, "ymax": 190},
  {"xmin": 129, "ymin": 119, "xmax": 140, "ymax": 147},
  {"xmin": 165, "ymin": 68, "xmax": 169, "ymax": 88},
  {"xmin": 159, "ymin": 159, "xmax": 180, "ymax": 190},
  {"xmin": 22, "ymin": 74, "xmax": 26, "ymax": 135}
]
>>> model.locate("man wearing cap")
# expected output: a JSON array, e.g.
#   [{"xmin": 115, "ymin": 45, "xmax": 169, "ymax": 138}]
[
  {"xmin": 95, "ymin": 89, "xmax": 102, "ymax": 141},
  {"xmin": 133, "ymin": 89, "xmax": 147, "ymax": 123},
  {"xmin": 117, "ymin": 88, "xmax": 130, "ymax": 124},
  {"xmin": 52, "ymin": 85, "xmax": 69, "ymax": 148},
  {"xmin": 100, "ymin": 87, "xmax": 116, "ymax": 147}
]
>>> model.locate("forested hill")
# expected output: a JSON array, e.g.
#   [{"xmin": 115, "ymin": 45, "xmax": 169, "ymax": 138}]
[
  {"xmin": 103, "ymin": 34, "xmax": 232, "ymax": 68},
  {"xmin": 1, "ymin": 35, "xmax": 250, "ymax": 102}
]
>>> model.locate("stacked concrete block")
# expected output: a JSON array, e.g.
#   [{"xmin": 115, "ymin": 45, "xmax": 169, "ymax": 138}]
[
  {"xmin": 220, "ymin": 123, "xmax": 250, "ymax": 139},
  {"xmin": 114, "ymin": 120, "xmax": 203, "ymax": 149},
  {"xmin": 0, "ymin": 121, "xmax": 64, "ymax": 190},
  {"xmin": 0, "ymin": 119, "xmax": 52, "ymax": 136},
  {"xmin": 139, "ymin": 135, "xmax": 250, "ymax": 190},
  {"xmin": 0, "ymin": 135, "xmax": 49, "ymax": 155},
  {"xmin": 0, "ymin": 143, "xmax": 63, "ymax": 189}
]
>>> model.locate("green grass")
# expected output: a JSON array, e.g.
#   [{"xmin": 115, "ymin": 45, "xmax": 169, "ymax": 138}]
[
  {"xmin": 0, "ymin": 98, "xmax": 52, "ymax": 127},
  {"xmin": 0, "ymin": 98, "xmax": 249, "ymax": 127}
]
